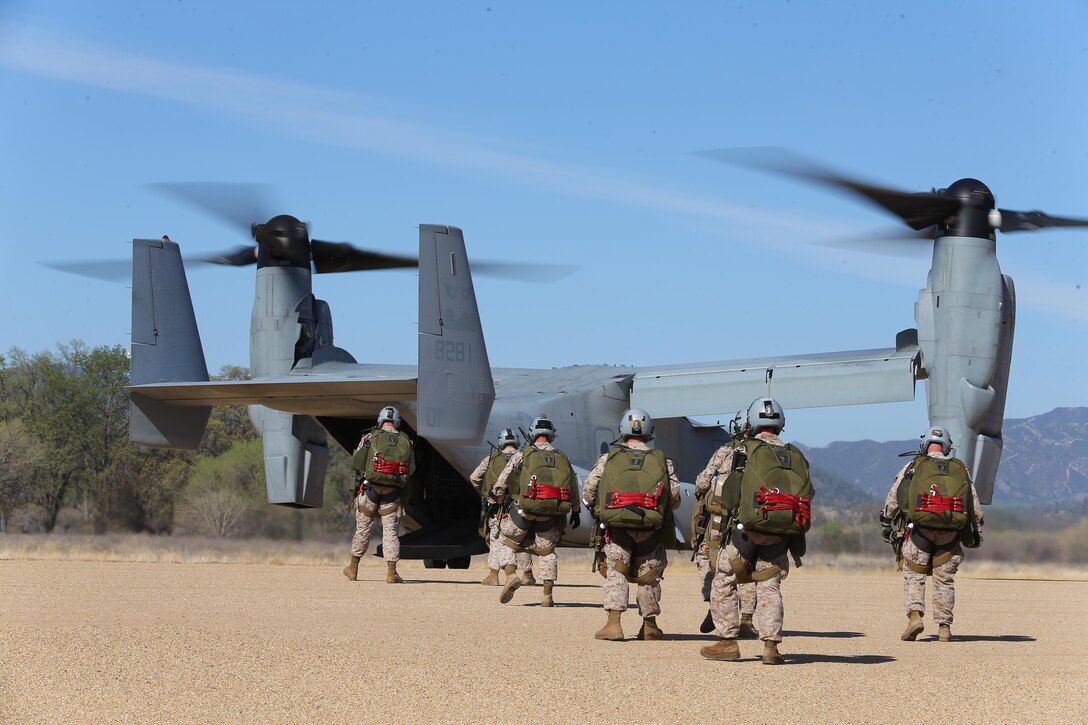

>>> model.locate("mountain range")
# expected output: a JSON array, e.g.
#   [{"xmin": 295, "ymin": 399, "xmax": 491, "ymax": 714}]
[{"xmin": 798, "ymin": 407, "xmax": 1088, "ymax": 507}]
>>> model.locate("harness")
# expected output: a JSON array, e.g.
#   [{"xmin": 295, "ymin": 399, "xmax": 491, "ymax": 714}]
[
  {"xmin": 370, "ymin": 452, "xmax": 408, "ymax": 476},
  {"xmin": 754, "ymin": 485, "xmax": 811, "ymax": 530},
  {"xmin": 605, "ymin": 482, "xmax": 664, "ymax": 511},
  {"xmin": 524, "ymin": 475, "xmax": 572, "ymax": 503},
  {"xmin": 914, "ymin": 485, "xmax": 964, "ymax": 516}
]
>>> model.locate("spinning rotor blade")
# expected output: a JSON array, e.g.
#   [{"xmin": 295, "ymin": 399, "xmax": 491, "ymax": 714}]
[
  {"xmin": 696, "ymin": 148, "xmax": 961, "ymax": 230},
  {"xmin": 471, "ymin": 261, "xmax": 578, "ymax": 282},
  {"xmin": 816, "ymin": 227, "xmax": 935, "ymax": 258},
  {"xmin": 192, "ymin": 245, "xmax": 259, "ymax": 266},
  {"xmin": 149, "ymin": 183, "xmax": 277, "ymax": 236},
  {"xmin": 310, "ymin": 240, "xmax": 418, "ymax": 274},
  {"xmin": 42, "ymin": 259, "xmax": 130, "ymax": 281},
  {"xmin": 997, "ymin": 209, "xmax": 1088, "ymax": 233}
]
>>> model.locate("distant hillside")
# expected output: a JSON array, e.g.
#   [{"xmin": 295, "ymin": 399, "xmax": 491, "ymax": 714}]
[{"xmin": 799, "ymin": 407, "xmax": 1088, "ymax": 506}]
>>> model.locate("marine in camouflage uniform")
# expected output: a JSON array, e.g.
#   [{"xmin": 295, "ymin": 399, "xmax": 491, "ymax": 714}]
[
  {"xmin": 699, "ymin": 397, "xmax": 807, "ymax": 665},
  {"xmin": 583, "ymin": 427, "xmax": 681, "ymax": 641},
  {"xmin": 491, "ymin": 419, "xmax": 580, "ymax": 607},
  {"xmin": 468, "ymin": 439, "xmax": 536, "ymax": 587},
  {"xmin": 883, "ymin": 436, "xmax": 984, "ymax": 642},
  {"xmin": 694, "ymin": 439, "xmax": 758, "ymax": 638},
  {"xmin": 343, "ymin": 408, "xmax": 415, "ymax": 584}
]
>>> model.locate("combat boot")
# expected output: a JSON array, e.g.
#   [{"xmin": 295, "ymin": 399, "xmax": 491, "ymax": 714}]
[
  {"xmin": 343, "ymin": 555, "xmax": 360, "ymax": 581},
  {"xmin": 540, "ymin": 581, "xmax": 554, "ymax": 607},
  {"xmin": 738, "ymin": 613, "xmax": 759, "ymax": 639},
  {"xmin": 386, "ymin": 561, "xmax": 403, "ymax": 584},
  {"xmin": 699, "ymin": 609, "xmax": 715, "ymax": 634},
  {"xmin": 901, "ymin": 610, "xmax": 924, "ymax": 641},
  {"xmin": 761, "ymin": 640, "xmax": 785, "ymax": 665},
  {"xmin": 480, "ymin": 569, "xmax": 500, "ymax": 586},
  {"xmin": 521, "ymin": 569, "xmax": 537, "ymax": 586},
  {"xmin": 700, "ymin": 638, "xmax": 740, "ymax": 661},
  {"xmin": 637, "ymin": 617, "xmax": 663, "ymax": 641},
  {"xmin": 594, "ymin": 610, "xmax": 624, "ymax": 641},
  {"xmin": 499, "ymin": 566, "xmax": 522, "ymax": 604},
  {"xmin": 938, "ymin": 624, "xmax": 952, "ymax": 642}
]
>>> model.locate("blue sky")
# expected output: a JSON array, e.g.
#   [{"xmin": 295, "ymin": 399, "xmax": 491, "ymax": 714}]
[{"xmin": 1, "ymin": 1, "xmax": 1086, "ymax": 446}]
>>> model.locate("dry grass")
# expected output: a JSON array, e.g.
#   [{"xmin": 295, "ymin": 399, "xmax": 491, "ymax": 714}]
[{"xmin": 4, "ymin": 532, "xmax": 1086, "ymax": 580}]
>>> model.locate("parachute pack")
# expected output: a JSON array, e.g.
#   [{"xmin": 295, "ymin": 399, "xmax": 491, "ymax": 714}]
[
  {"xmin": 596, "ymin": 446, "xmax": 671, "ymax": 530},
  {"xmin": 515, "ymin": 445, "xmax": 573, "ymax": 516},
  {"xmin": 356, "ymin": 428, "xmax": 413, "ymax": 487},
  {"xmin": 898, "ymin": 454, "xmax": 970, "ymax": 531},
  {"xmin": 731, "ymin": 438, "xmax": 813, "ymax": 536},
  {"xmin": 482, "ymin": 450, "xmax": 514, "ymax": 500}
]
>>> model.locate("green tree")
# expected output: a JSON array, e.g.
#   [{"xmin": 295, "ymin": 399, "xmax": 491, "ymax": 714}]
[
  {"xmin": 177, "ymin": 438, "xmax": 264, "ymax": 537},
  {"xmin": 0, "ymin": 419, "xmax": 46, "ymax": 532}
]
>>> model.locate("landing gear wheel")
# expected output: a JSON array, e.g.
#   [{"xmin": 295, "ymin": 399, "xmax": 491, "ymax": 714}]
[{"xmin": 424, "ymin": 559, "xmax": 447, "ymax": 569}]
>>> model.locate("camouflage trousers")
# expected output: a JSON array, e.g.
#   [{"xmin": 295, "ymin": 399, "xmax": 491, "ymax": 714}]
[
  {"xmin": 697, "ymin": 543, "xmax": 756, "ymax": 613},
  {"xmin": 602, "ymin": 536, "xmax": 667, "ymax": 617},
  {"xmin": 709, "ymin": 543, "xmax": 788, "ymax": 643},
  {"xmin": 901, "ymin": 535, "xmax": 964, "ymax": 626},
  {"xmin": 694, "ymin": 542, "xmax": 713, "ymax": 602},
  {"xmin": 499, "ymin": 514, "xmax": 559, "ymax": 581},
  {"xmin": 350, "ymin": 495, "xmax": 400, "ymax": 562},
  {"xmin": 487, "ymin": 514, "xmax": 533, "ymax": 572}
]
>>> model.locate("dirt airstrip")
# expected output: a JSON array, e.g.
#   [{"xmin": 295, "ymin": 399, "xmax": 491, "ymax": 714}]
[{"xmin": 1, "ymin": 554, "xmax": 1085, "ymax": 724}]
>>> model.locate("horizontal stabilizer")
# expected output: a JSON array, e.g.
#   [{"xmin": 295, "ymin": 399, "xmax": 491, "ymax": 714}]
[
  {"xmin": 632, "ymin": 347, "xmax": 919, "ymax": 419},
  {"xmin": 129, "ymin": 238, "xmax": 211, "ymax": 448}
]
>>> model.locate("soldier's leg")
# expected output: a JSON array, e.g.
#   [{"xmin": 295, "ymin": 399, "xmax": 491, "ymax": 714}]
[
  {"xmin": 753, "ymin": 552, "xmax": 789, "ymax": 644},
  {"xmin": 694, "ymin": 542, "xmax": 713, "ymax": 602},
  {"xmin": 709, "ymin": 545, "xmax": 741, "ymax": 639},
  {"xmin": 900, "ymin": 537, "xmax": 929, "ymax": 617},
  {"xmin": 517, "ymin": 551, "xmax": 536, "ymax": 585},
  {"xmin": 486, "ymin": 514, "xmax": 502, "ymax": 571},
  {"xmin": 738, "ymin": 581, "xmax": 759, "ymax": 638},
  {"xmin": 535, "ymin": 525, "xmax": 560, "ymax": 583},
  {"xmin": 380, "ymin": 508, "xmax": 401, "ymax": 562},
  {"xmin": 351, "ymin": 496, "xmax": 378, "ymax": 557},
  {"xmin": 633, "ymin": 544, "xmax": 666, "ymax": 619},
  {"xmin": 498, "ymin": 515, "xmax": 532, "ymax": 603},
  {"xmin": 931, "ymin": 547, "xmax": 964, "ymax": 627},
  {"xmin": 602, "ymin": 541, "xmax": 632, "ymax": 612}
]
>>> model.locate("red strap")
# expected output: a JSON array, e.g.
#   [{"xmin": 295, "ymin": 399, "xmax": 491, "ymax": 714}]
[
  {"xmin": 755, "ymin": 485, "xmax": 811, "ymax": 528},
  {"xmin": 605, "ymin": 482, "xmax": 665, "ymax": 510},
  {"xmin": 916, "ymin": 484, "xmax": 963, "ymax": 514},
  {"xmin": 372, "ymin": 452, "xmax": 408, "ymax": 475},
  {"xmin": 524, "ymin": 474, "xmax": 570, "ymax": 501}
]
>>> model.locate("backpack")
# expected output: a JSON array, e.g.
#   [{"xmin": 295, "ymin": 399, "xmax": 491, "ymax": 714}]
[
  {"xmin": 515, "ymin": 445, "xmax": 573, "ymax": 516},
  {"xmin": 481, "ymin": 450, "xmax": 514, "ymax": 500},
  {"xmin": 596, "ymin": 446, "xmax": 671, "ymax": 530},
  {"xmin": 898, "ymin": 454, "xmax": 970, "ymax": 531},
  {"xmin": 356, "ymin": 428, "xmax": 412, "ymax": 487},
  {"xmin": 734, "ymin": 438, "xmax": 813, "ymax": 535}
]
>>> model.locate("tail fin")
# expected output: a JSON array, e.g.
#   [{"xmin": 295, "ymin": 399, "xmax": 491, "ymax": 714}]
[
  {"xmin": 129, "ymin": 237, "xmax": 211, "ymax": 448},
  {"xmin": 416, "ymin": 225, "xmax": 495, "ymax": 443}
]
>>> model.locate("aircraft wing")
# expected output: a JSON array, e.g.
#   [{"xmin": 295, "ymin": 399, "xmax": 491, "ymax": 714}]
[
  {"xmin": 630, "ymin": 346, "xmax": 920, "ymax": 418},
  {"xmin": 129, "ymin": 363, "xmax": 418, "ymax": 416}
]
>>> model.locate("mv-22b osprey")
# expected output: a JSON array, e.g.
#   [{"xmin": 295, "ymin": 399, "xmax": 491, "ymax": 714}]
[{"xmin": 126, "ymin": 159, "xmax": 1087, "ymax": 566}]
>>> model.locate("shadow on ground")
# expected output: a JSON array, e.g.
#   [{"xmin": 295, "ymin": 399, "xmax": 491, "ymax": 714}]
[{"xmin": 785, "ymin": 653, "xmax": 896, "ymax": 665}]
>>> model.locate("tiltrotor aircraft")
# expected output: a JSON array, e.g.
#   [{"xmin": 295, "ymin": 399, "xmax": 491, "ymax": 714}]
[{"xmin": 124, "ymin": 160, "xmax": 1087, "ymax": 566}]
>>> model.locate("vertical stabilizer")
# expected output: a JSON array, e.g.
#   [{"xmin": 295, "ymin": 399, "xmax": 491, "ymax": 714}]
[
  {"xmin": 416, "ymin": 225, "xmax": 495, "ymax": 443},
  {"xmin": 130, "ymin": 238, "xmax": 211, "ymax": 448}
]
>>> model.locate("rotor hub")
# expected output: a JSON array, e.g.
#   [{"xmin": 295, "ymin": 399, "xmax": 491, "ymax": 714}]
[
  {"xmin": 254, "ymin": 214, "xmax": 311, "ymax": 268},
  {"xmin": 938, "ymin": 178, "xmax": 996, "ymax": 239}
]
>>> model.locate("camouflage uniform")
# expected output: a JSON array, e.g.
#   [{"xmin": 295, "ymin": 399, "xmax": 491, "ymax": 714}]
[
  {"xmin": 350, "ymin": 430, "xmax": 415, "ymax": 563},
  {"xmin": 583, "ymin": 439, "xmax": 681, "ymax": 617},
  {"xmin": 468, "ymin": 453, "xmax": 534, "ymax": 574},
  {"xmin": 884, "ymin": 452, "xmax": 984, "ymax": 627},
  {"xmin": 492, "ymin": 441, "xmax": 580, "ymax": 583},
  {"xmin": 700, "ymin": 432, "xmax": 792, "ymax": 643}
]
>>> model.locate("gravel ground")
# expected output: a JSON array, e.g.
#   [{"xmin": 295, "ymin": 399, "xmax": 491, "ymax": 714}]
[{"xmin": 2, "ymin": 556, "xmax": 1085, "ymax": 724}]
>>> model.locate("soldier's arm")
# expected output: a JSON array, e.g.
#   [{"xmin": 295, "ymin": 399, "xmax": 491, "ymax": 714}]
[
  {"xmin": 694, "ymin": 446, "xmax": 725, "ymax": 498},
  {"xmin": 407, "ymin": 440, "xmax": 417, "ymax": 476},
  {"xmin": 581, "ymin": 453, "xmax": 608, "ymax": 508},
  {"xmin": 468, "ymin": 456, "xmax": 490, "ymax": 494},
  {"xmin": 665, "ymin": 458, "xmax": 682, "ymax": 508},
  {"xmin": 883, "ymin": 462, "xmax": 911, "ymax": 518},
  {"xmin": 492, "ymin": 451, "xmax": 521, "ymax": 501},
  {"xmin": 568, "ymin": 463, "xmax": 582, "ymax": 513},
  {"xmin": 967, "ymin": 477, "xmax": 984, "ymax": 530}
]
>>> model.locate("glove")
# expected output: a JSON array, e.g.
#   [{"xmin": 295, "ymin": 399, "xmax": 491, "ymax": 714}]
[
  {"xmin": 486, "ymin": 502, "xmax": 500, "ymax": 518},
  {"xmin": 569, "ymin": 511, "xmax": 581, "ymax": 529},
  {"xmin": 880, "ymin": 525, "xmax": 894, "ymax": 544},
  {"xmin": 963, "ymin": 530, "xmax": 982, "ymax": 549}
]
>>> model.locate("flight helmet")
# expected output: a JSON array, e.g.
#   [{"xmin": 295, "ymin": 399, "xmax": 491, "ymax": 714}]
[
  {"xmin": 746, "ymin": 397, "xmax": 785, "ymax": 434},
  {"xmin": 727, "ymin": 409, "xmax": 748, "ymax": 438},
  {"xmin": 497, "ymin": 428, "xmax": 518, "ymax": 450},
  {"xmin": 377, "ymin": 405, "xmax": 401, "ymax": 429},
  {"xmin": 920, "ymin": 426, "xmax": 953, "ymax": 456},
  {"xmin": 529, "ymin": 414, "xmax": 557, "ymax": 442},
  {"xmin": 619, "ymin": 408, "xmax": 654, "ymax": 440}
]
